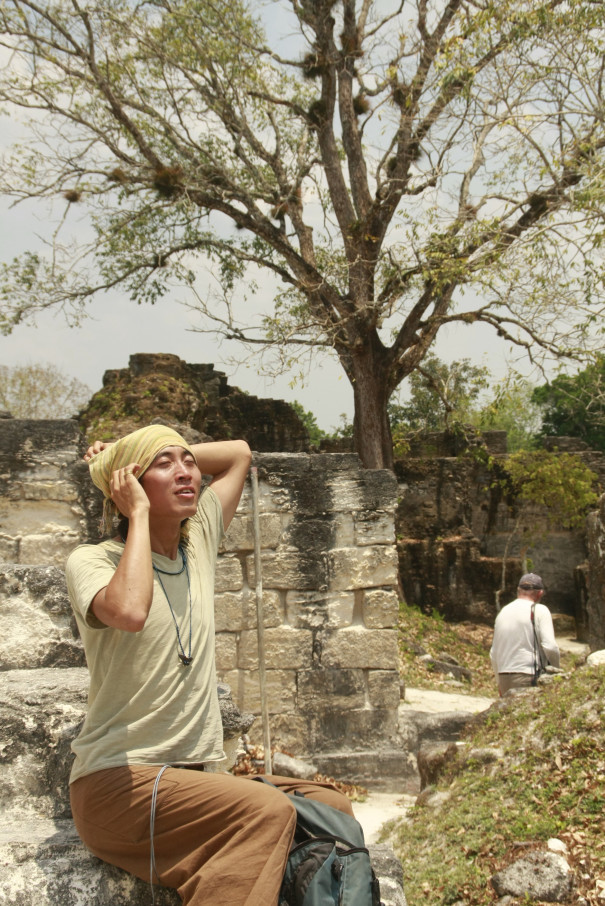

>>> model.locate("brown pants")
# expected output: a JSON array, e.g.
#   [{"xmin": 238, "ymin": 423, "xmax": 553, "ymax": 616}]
[
  {"xmin": 498, "ymin": 672, "xmax": 535, "ymax": 695},
  {"xmin": 70, "ymin": 767, "xmax": 354, "ymax": 906}
]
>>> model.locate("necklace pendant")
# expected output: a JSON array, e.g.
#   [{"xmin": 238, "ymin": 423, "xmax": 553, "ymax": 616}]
[{"xmin": 179, "ymin": 654, "xmax": 193, "ymax": 666}]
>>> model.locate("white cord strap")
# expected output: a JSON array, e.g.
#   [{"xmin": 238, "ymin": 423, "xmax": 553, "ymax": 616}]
[{"xmin": 150, "ymin": 764, "xmax": 172, "ymax": 905}]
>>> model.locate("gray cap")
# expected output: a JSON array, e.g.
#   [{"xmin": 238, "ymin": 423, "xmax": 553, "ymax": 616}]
[{"xmin": 518, "ymin": 572, "xmax": 544, "ymax": 590}]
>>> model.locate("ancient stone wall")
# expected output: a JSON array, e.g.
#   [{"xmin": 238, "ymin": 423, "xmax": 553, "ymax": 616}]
[
  {"xmin": 0, "ymin": 417, "xmax": 403, "ymax": 784},
  {"xmin": 395, "ymin": 431, "xmax": 605, "ymax": 629},
  {"xmin": 0, "ymin": 416, "xmax": 407, "ymax": 906},
  {"xmin": 578, "ymin": 494, "xmax": 605, "ymax": 650},
  {"xmin": 215, "ymin": 452, "xmax": 401, "ymax": 779},
  {"xmin": 0, "ymin": 418, "xmax": 86, "ymax": 566}
]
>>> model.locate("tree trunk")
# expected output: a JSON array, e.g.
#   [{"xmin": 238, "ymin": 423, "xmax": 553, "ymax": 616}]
[{"xmin": 349, "ymin": 342, "xmax": 394, "ymax": 471}]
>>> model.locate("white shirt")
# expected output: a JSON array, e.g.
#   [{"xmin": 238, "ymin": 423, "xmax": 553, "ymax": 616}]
[{"xmin": 490, "ymin": 597, "xmax": 560, "ymax": 676}]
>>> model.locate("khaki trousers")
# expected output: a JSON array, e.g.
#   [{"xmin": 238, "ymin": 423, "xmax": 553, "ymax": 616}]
[
  {"xmin": 70, "ymin": 767, "xmax": 354, "ymax": 906},
  {"xmin": 498, "ymin": 672, "xmax": 535, "ymax": 695}
]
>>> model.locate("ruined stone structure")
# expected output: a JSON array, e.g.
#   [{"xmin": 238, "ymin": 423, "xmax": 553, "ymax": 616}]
[
  {"xmin": 395, "ymin": 430, "xmax": 605, "ymax": 639},
  {"xmin": 0, "ymin": 417, "xmax": 403, "ymax": 783},
  {"xmin": 578, "ymin": 497, "xmax": 605, "ymax": 650},
  {"xmin": 0, "ymin": 415, "xmax": 406, "ymax": 904},
  {"xmin": 79, "ymin": 353, "xmax": 310, "ymax": 453}
]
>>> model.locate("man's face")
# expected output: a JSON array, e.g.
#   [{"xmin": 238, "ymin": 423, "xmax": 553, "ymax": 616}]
[{"xmin": 139, "ymin": 445, "xmax": 202, "ymax": 520}]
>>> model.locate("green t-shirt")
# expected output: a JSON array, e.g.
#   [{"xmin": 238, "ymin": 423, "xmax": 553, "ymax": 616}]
[{"xmin": 65, "ymin": 487, "xmax": 225, "ymax": 783}]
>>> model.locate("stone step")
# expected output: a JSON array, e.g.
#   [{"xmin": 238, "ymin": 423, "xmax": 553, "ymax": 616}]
[
  {"xmin": 0, "ymin": 817, "xmax": 405, "ymax": 906},
  {"xmin": 313, "ymin": 748, "xmax": 418, "ymax": 793},
  {"xmin": 0, "ymin": 667, "xmax": 254, "ymax": 820}
]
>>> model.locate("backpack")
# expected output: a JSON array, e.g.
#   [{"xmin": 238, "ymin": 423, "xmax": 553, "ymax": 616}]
[{"xmin": 252, "ymin": 777, "xmax": 383, "ymax": 906}]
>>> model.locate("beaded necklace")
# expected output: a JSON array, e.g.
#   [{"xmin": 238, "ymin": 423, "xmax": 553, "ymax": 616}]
[{"xmin": 152, "ymin": 545, "xmax": 193, "ymax": 666}]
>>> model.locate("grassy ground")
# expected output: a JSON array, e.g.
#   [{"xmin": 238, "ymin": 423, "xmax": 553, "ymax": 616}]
[
  {"xmin": 391, "ymin": 604, "xmax": 605, "ymax": 905},
  {"xmin": 398, "ymin": 602, "xmax": 496, "ymax": 698}
]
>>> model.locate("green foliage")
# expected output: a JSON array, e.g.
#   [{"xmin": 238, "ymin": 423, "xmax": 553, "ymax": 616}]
[
  {"xmin": 290, "ymin": 401, "xmax": 326, "ymax": 446},
  {"xmin": 0, "ymin": 363, "xmax": 91, "ymax": 419},
  {"xmin": 533, "ymin": 356, "xmax": 605, "ymax": 452},
  {"xmin": 474, "ymin": 377, "xmax": 543, "ymax": 452},
  {"xmin": 389, "ymin": 356, "xmax": 491, "ymax": 434},
  {"xmin": 500, "ymin": 449, "xmax": 599, "ymax": 530},
  {"xmin": 325, "ymin": 413, "xmax": 354, "ymax": 440}
]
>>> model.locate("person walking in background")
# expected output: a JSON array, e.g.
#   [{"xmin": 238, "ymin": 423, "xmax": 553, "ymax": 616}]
[{"xmin": 490, "ymin": 572, "xmax": 560, "ymax": 696}]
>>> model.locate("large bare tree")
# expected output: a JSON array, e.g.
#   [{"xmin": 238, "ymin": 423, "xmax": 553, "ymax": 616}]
[{"xmin": 1, "ymin": 0, "xmax": 604, "ymax": 468}]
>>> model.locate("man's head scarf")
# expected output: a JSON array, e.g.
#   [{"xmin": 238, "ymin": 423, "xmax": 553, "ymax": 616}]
[{"xmin": 89, "ymin": 425, "xmax": 196, "ymax": 534}]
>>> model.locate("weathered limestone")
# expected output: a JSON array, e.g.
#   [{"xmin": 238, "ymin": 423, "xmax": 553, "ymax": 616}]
[
  {"xmin": 491, "ymin": 850, "xmax": 574, "ymax": 902},
  {"xmin": 0, "ymin": 419, "xmax": 85, "ymax": 567},
  {"xmin": 0, "ymin": 565, "xmax": 85, "ymax": 671},
  {"xmin": 1, "ymin": 420, "xmax": 404, "ymax": 785},
  {"xmin": 215, "ymin": 452, "xmax": 403, "ymax": 780},
  {"xmin": 0, "ymin": 821, "xmax": 404, "ymax": 906}
]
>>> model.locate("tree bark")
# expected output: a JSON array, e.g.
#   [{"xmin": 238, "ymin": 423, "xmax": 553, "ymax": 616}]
[{"xmin": 349, "ymin": 338, "xmax": 394, "ymax": 471}]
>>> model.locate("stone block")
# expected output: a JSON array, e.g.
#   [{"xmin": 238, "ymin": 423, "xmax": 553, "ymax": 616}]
[
  {"xmin": 328, "ymin": 470, "xmax": 398, "ymax": 513},
  {"xmin": 320, "ymin": 627, "xmax": 399, "ymax": 669},
  {"xmin": 0, "ymin": 818, "xmax": 182, "ymax": 906},
  {"xmin": 0, "ymin": 818, "xmax": 405, "ymax": 906},
  {"xmin": 312, "ymin": 750, "xmax": 418, "ymax": 792},
  {"xmin": 285, "ymin": 590, "xmax": 328, "ymax": 628},
  {"xmin": 19, "ymin": 531, "xmax": 80, "ymax": 567},
  {"xmin": 214, "ymin": 555, "xmax": 244, "ymax": 592},
  {"xmin": 282, "ymin": 516, "xmax": 335, "ymax": 555},
  {"xmin": 0, "ymin": 499, "xmax": 82, "ymax": 536},
  {"xmin": 326, "ymin": 591, "xmax": 356, "ymax": 628},
  {"xmin": 355, "ymin": 511, "xmax": 395, "ymax": 546},
  {"xmin": 297, "ymin": 668, "xmax": 367, "ymax": 711},
  {"xmin": 363, "ymin": 588, "xmax": 399, "ymax": 629},
  {"xmin": 332, "ymin": 512, "xmax": 355, "ymax": 547},
  {"xmin": 220, "ymin": 512, "xmax": 287, "ymax": 552},
  {"xmin": 214, "ymin": 632, "xmax": 238, "ymax": 670},
  {"xmin": 214, "ymin": 589, "xmax": 282, "ymax": 633},
  {"xmin": 307, "ymin": 707, "xmax": 400, "ymax": 751},
  {"xmin": 367, "ymin": 670, "xmax": 401, "ymax": 710},
  {"xmin": 328, "ymin": 546, "xmax": 398, "ymax": 591},
  {"xmin": 246, "ymin": 550, "xmax": 328, "ymax": 590},
  {"xmin": 0, "ymin": 565, "xmax": 85, "ymax": 671},
  {"xmin": 285, "ymin": 589, "xmax": 355, "ymax": 630},
  {"xmin": 0, "ymin": 535, "xmax": 18, "ymax": 561},
  {"xmin": 18, "ymin": 479, "xmax": 78, "ymax": 502},
  {"xmin": 259, "ymin": 711, "xmax": 310, "ymax": 752},
  {"xmin": 225, "ymin": 669, "xmax": 297, "ymax": 714},
  {"xmin": 238, "ymin": 627, "xmax": 313, "ymax": 670}
]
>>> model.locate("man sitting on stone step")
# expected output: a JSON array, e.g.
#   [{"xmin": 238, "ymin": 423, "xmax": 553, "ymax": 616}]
[{"xmin": 65, "ymin": 424, "xmax": 355, "ymax": 906}]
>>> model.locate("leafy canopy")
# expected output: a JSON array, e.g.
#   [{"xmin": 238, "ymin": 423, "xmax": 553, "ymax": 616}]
[
  {"xmin": 389, "ymin": 355, "xmax": 490, "ymax": 432},
  {"xmin": 533, "ymin": 357, "xmax": 605, "ymax": 453},
  {"xmin": 1, "ymin": 0, "xmax": 605, "ymax": 467}
]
